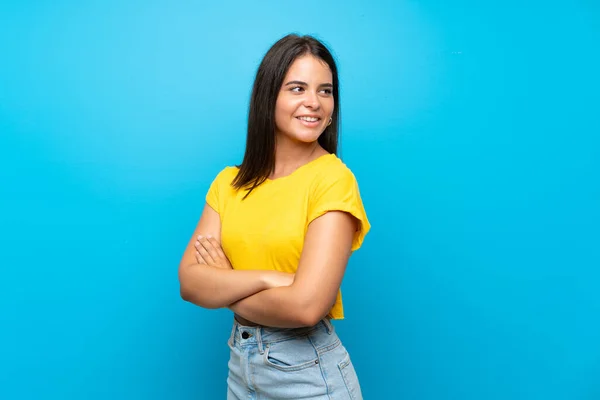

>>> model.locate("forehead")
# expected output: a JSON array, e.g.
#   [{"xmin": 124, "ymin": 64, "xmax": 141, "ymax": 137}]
[{"xmin": 284, "ymin": 55, "xmax": 332, "ymax": 83}]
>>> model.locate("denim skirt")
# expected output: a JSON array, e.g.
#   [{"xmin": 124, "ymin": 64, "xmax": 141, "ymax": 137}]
[{"xmin": 226, "ymin": 318, "xmax": 363, "ymax": 399}]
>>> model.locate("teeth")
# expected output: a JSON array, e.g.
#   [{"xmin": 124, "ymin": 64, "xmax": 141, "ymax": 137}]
[{"xmin": 298, "ymin": 116, "xmax": 319, "ymax": 122}]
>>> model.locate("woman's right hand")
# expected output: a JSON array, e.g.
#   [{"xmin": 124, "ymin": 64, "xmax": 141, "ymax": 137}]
[
  {"xmin": 262, "ymin": 271, "xmax": 295, "ymax": 289},
  {"xmin": 195, "ymin": 235, "xmax": 233, "ymax": 270}
]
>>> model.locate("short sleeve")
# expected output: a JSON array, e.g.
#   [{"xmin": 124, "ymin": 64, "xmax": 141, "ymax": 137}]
[
  {"xmin": 307, "ymin": 168, "xmax": 371, "ymax": 251},
  {"xmin": 205, "ymin": 167, "xmax": 236, "ymax": 215}
]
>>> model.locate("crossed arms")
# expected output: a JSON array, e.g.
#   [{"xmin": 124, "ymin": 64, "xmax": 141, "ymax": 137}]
[{"xmin": 178, "ymin": 203, "xmax": 357, "ymax": 328}]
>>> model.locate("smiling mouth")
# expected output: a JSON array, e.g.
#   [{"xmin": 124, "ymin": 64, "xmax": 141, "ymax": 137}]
[{"xmin": 296, "ymin": 116, "xmax": 321, "ymax": 122}]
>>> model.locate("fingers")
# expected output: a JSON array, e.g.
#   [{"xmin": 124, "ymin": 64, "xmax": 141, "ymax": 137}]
[
  {"xmin": 195, "ymin": 250, "xmax": 205, "ymax": 264},
  {"xmin": 194, "ymin": 240, "xmax": 208, "ymax": 264},
  {"xmin": 195, "ymin": 239, "xmax": 213, "ymax": 265},
  {"xmin": 206, "ymin": 237, "xmax": 233, "ymax": 269},
  {"xmin": 197, "ymin": 235, "xmax": 219, "ymax": 261},
  {"xmin": 207, "ymin": 236, "xmax": 227, "ymax": 260}
]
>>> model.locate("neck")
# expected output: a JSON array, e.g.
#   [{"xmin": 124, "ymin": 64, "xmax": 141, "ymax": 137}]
[{"xmin": 272, "ymin": 135, "xmax": 323, "ymax": 178}]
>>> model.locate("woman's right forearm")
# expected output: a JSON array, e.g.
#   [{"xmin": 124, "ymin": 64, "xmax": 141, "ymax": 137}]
[{"xmin": 179, "ymin": 264, "xmax": 269, "ymax": 309}]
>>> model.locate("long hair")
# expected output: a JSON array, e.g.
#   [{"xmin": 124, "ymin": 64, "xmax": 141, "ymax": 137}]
[{"xmin": 232, "ymin": 34, "xmax": 340, "ymax": 198}]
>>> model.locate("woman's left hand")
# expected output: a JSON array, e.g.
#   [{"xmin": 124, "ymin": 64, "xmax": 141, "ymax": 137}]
[{"xmin": 195, "ymin": 235, "xmax": 233, "ymax": 270}]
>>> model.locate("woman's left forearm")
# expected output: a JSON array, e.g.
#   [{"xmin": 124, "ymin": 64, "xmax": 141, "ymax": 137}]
[{"xmin": 229, "ymin": 286, "xmax": 319, "ymax": 328}]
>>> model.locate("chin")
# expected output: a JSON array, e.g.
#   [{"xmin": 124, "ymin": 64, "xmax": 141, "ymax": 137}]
[
  {"xmin": 293, "ymin": 127, "xmax": 326, "ymax": 142},
  {"xmin": 277, "ymin": 126, "xmax": 326, "ymax": 144},
  {"xmin": 292, "ymin": 133, "xmax": 323, "ymax": 144}
]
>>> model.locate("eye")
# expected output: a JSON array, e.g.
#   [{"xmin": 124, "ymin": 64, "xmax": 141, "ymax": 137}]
[
  {"xmin": 290, "ymin": 86, "xmax": 304, "ymax": 92},
  {"xmin": 320, "ymin": 88, "xmax": 333, "ymax": 95}
]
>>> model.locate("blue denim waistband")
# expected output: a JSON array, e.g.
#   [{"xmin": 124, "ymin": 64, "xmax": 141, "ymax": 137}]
[{"xmin": 229, "ymin": 318, "xmax": 334, "ymax": 355}]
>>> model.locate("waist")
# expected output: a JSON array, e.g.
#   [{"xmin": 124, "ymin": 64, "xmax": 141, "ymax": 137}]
[
  {"xmin": 234, "ymin": 314, "xmax": 260, "ymax": 327},
  {"xmin": 229, "ymin": 316, "xmax": 335, "ymax": 349},
  {"xmin": 234, "ymin": 314, "xmax": 332, "ymax": 328}
]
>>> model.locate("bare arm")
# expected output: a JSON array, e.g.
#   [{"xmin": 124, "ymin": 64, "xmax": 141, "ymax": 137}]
[
  {"xmin": 178, "ymin": 203, "xmax": 286, "ymax": 309},
  {"xmin": 180, "ymin": 264, "xmax": 276, "ymax": 309},
  {"xmin": 229, "ymin": 211, "xmax": 357, "ymax": 327}
]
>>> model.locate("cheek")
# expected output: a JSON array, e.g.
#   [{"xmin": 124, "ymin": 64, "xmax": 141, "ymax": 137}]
[
  {"xmin": 275, "ymin": 98, "xmax": 298, "ymax": 122},
  {"xmin": 274, "ymin": 103, "xmax": 291, "ymax": 132},
  {"xmin": 274, "ymin": 104, "xmax": 286, "ymax": 126},
  {"xmin": 325, "ymin": 98, "xmax": 335, "ymax": 114}
]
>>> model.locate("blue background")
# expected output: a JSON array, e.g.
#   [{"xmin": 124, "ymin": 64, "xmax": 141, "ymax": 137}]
[{"xmin": 1, "ymin": 1, "xmax": 599, "ymax": 399}]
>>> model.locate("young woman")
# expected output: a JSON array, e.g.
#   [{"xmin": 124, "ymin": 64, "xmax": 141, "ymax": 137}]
[{"xmin": 178, "ymin": 34, "xmax": 370, "ymax": 399}]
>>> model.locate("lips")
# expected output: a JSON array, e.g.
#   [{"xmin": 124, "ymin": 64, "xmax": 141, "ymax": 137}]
[{"xmin": 296, "ymin": 116, "xmax": 321, "ymax": 122}]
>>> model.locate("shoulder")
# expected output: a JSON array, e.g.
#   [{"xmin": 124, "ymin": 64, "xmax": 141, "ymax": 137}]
[
  {"xmin": 313, "ymin": 154, "xmax": 359, "ymax": 188},
  {"xmin": 212, "ymin": 165, "xmax": 240, "ymax": 185},
  {"xmin": 207, "ymin": 165, "xmax": 240, "ymax": 200},
  {"xmin": 306, "ymin": 155, "xmax": 365, "ymax": 203},
  {"xmin": 307, "ymin": 154, "xmax": 371, "ymax": 250}
]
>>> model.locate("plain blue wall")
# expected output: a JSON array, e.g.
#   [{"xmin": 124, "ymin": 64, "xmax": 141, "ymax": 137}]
[{"xmin": 1, "ymin": 1, "xmax": 599, "ymax": 399}]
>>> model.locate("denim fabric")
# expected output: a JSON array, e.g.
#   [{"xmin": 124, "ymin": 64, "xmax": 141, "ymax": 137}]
[{"xmin": 226, "ymin": 318, "xmax": 363, "ymax": 399}]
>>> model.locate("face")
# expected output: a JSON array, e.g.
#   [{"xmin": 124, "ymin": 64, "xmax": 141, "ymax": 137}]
[{"xmin": 274, "ymin": 55, "xmax": 335, "ymax": 144}]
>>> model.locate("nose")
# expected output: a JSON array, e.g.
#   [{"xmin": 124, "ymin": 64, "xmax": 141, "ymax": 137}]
[{"xmin": 303, "ymin": 90, "xmax": 320, "ymax": 110}]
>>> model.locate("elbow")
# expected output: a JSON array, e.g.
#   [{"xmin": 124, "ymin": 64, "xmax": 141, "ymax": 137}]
[
  {"xmin": 178, "ymin": 266, "xmax": 195, "ymax": 302},
  {"xmin": 179, "ymin": 284, "xmax": 219, "ymax": 309},
  {"xmin": 178, "ymin": 266, "xmax": 219, "ymax": 309},
  {"xmin": 297, "ymin": 308, "xmax": 326, "ymax": 328},
  {"xmin": 295, "ymin": 300, "xmax": 329, "ymax": 328},
  {"xmin": 179, "ymin": 281, "xmax": 197, "ymax": 304},
  {"xmin": 297, "ymin": 313, "xmax": 322, "ymax": 328},
  {"xmin": 179, "ymin": 284, "xmax": 195, "ymax": 303},
  {"xmin": 290, "ymin": 287, "xmax": 333, "ymax": 327}
]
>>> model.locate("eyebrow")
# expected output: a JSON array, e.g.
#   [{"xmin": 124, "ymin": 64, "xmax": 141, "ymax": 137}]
[{"xmin": 284, "ymin": 80, "xmax": 333, "ymax": 88}]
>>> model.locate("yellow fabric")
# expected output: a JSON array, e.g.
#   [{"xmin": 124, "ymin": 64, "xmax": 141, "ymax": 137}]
[{"xmin": 205, "ymin": 153, "xmax": 370, "ymax": 319}]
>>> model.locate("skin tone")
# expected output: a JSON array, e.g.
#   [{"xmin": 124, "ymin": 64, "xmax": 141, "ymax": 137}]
[
  {"xmin": 270, "ymin": 54, "xmax": 335, "ymax": 177},
  {"xmin": 178, "ymin": 55, "xmax": 357, "ymax": 328}
]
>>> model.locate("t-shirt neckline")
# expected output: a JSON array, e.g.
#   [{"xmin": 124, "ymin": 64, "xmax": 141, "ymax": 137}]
[{"xmin": 265, "ymin": 153, "xmax": 335, "ymax": 182}]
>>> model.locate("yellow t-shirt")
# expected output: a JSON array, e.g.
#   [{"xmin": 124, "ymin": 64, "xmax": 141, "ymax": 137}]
[{"xmin": 205, "ymin": 153, "xmax": 370, "ymax": 319}]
